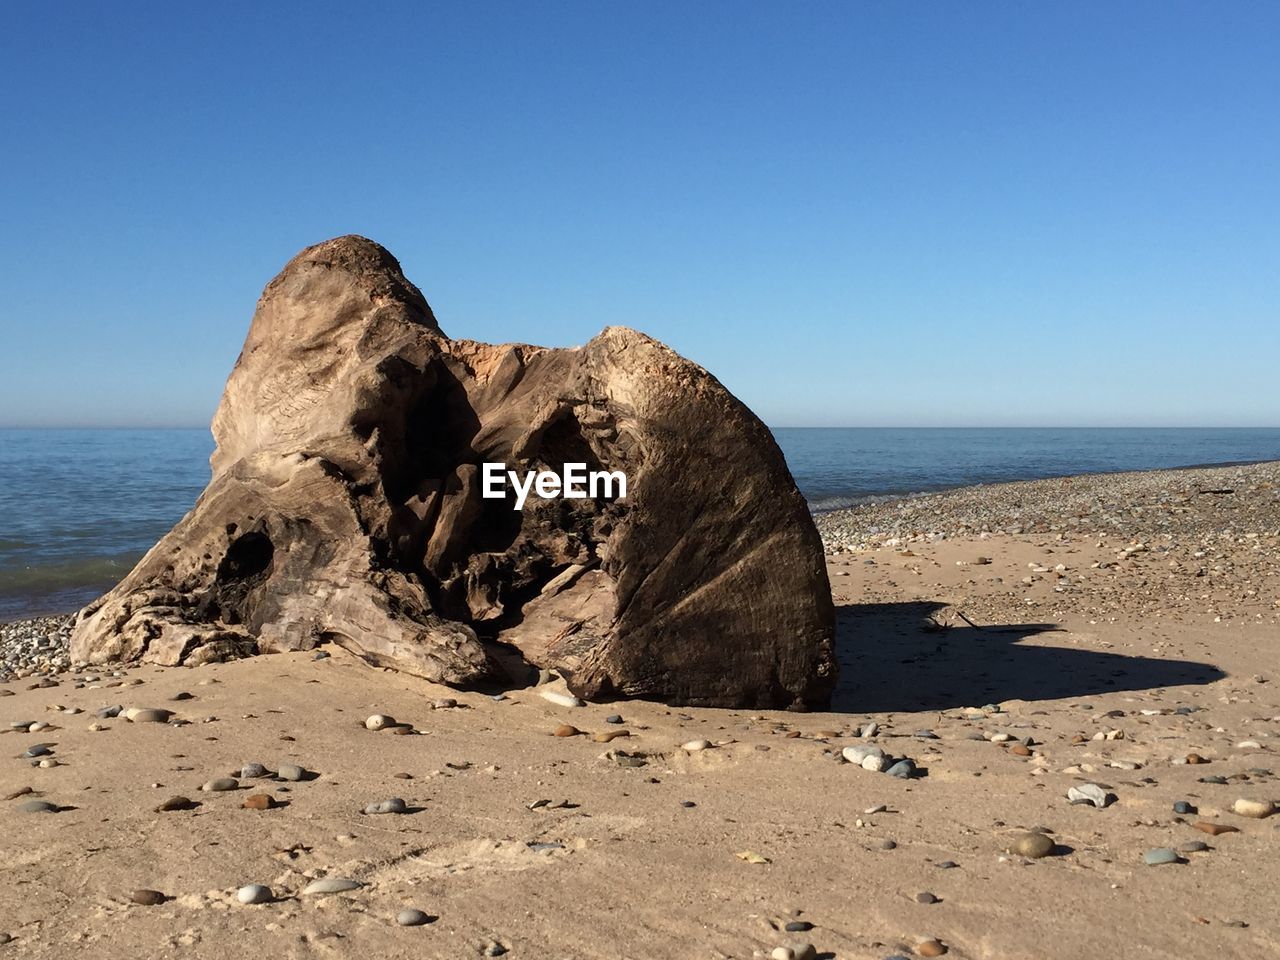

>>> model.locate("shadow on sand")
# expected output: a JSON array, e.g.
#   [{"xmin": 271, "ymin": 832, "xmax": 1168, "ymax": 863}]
[{"xmin": 830, "ymin": 601, "xmax": 1224, "ymax": 713}]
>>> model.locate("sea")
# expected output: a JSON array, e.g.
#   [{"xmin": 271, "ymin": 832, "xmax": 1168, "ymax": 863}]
[{"xmin": 1, "ymin": 427, "xmax": 1278, "ymax": 622}]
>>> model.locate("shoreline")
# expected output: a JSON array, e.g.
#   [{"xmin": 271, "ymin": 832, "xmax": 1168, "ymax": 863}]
[
  {"xmin": 806, "ymin": 456, "xmax": 1280, "ymax": 514},
  {"xmin": 815, "ymin": 458, "xmax": 1280, "ymax": 551},
  {"xmin": 3, "ymin": 459, "xmax": 1278, "ymax": 632}
]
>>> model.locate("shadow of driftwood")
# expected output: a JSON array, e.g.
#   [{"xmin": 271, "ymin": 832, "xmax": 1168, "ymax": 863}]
[{"xmin": 831, "ymin": 601, "xmax": 1225, "ymax": 713}]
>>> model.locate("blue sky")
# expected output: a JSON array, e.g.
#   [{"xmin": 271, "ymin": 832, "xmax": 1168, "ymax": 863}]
[{"xmin": 1, "ymin": 2, "xmax": 1276, "ymax": 428}]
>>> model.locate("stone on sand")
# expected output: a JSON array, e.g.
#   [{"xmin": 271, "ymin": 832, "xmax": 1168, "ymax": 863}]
[
  {"xmin": 1232, "ymin": 797, "xmax": 1275, "ymax": 819},
  {"xmin": 237, "ymin": 884, "xmax": 273, "ymax": 904},
  {"xmin": 1006, "ymin": 832, "xmax": 1055, "ymax": 858}
]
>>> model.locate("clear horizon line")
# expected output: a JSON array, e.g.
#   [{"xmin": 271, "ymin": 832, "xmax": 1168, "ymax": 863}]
[{"xmin": 2, "ymin": 423, "xmax": 1279, "ymax": 431}]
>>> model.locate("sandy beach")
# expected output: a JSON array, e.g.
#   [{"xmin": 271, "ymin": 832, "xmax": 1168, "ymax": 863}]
[{"xmin": 2, "ymin": 461, "xmax": 1277, "ymax": 959}]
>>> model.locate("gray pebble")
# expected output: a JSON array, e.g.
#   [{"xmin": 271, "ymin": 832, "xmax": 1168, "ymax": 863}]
[
  {"xmin": 1179, "ymin": 841, "xmax": 1209, "ymax": 853},
  {"xmin": 915, "ymin": 891, "xmax": 939, "ymax": 904},
  {"xmin": 278, "ymin": 764, "xmax": 308, "ymax": 782},
  {"xmin": 886, "ymin": 759, "xmax": 916, "ymax": 779},
  {"xmin": 23, "ymin": 744, "xmax": 52, "ymax": 758},
  {"xmin": 96, "ymin": 705, "xmax": 124, "ymax": 718},
  {"xmin": 605, "ymin": 714, "xmax": 623, "ymax": 724},
  {"xmin": 18, "ymin": 799, "xmax": 58, "ymax": 813},
  {"xmin": 128, "ymin": 708, "xmax": 172, "ymax": 723},
  {"xmin": 783, "ymin": 920, "xmax": 813, "ymax": 932},
  {"xmin": 1173, "ymin": 800, "xmax": 1196, "ymax": 815},
  {"xmin": 483, "ymin": 941, "xmax": 508, "ymax": 957},
  {"xmin": 876, "ymin": 838, "xmax": 897, "ymax": 850},
  {"xmin": 1143, "ymin": 847, "xmax": 1180, "ymax": 866},
  {"xmin": 397, "ymin": 908, "xmax": 431, "ymax": 926},
  {"xmin": 363, "ymin": 797, "xmax": 407, "ymax": 815},
  {"xmin": 240, "ymin": 763, "xmax": 270, "ymax": 779},
  {"xmin": 202, "ymin": 777, "xmax": 239, "ymax": 792}
]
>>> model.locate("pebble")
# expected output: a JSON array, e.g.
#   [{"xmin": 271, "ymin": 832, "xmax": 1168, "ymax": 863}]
[
  {"xmin": 783, "ymin": 921, "xmax": 813, "ymax": 932},
  {"xmin": 432, "ymin": 698, "xmax": 457, "ymax": 709},
  {"xmin": 483, "ymin": 941, "xmax": 508, "ymax": 957},
  {"xmin": 18, "ymin": 799, "xmax": 58, "ymax": 813},
  {"xmin": 886, "ymin": 759, "xmax": 915, "ymax": 779},
  {"xmin": 155, "ymin": 796, "xmax": 196, "ymax": 812},
  {"xmin": 363, "ymin": 798, "xmax": 407, "ymax": 815},
  {"xmin": 916, "ymin": 939, "xmax": 947, "ymax": 957},
  {"xmin": 202, "ymin": 777, "xmax": 239, "ymax": 792},
  {"xmin": 1006, "ymin": 832, "xmax": 1055, "ymax": 858},
  {"xmin": 539, "ymin": 690, "xmax": 583, "ymax": 708},
  {"xmin": 772, "ymin": 945, "xmax": 816, "ymax": 960},
  {"xmin": 237, "ymin": 884, "xmax": 273, "ymax": 904},
  {"xmin": 397, "ymin": 908, "xmax": 431, "ymax": 926},
  {"xmin": 554, "ymin": 724, "xmax": 581, "ymax": 737},
  {"xmin": 876, "ymin": 839, "xmax": 897, "ymax": 850},
  {"xmin": 242, "ymin": 793, "xmax": 276, "ymax": 810},
  {"xmin": 1193, "ymin": 821, "xmax": 1239, "ymax": 836},
  {"xmin": 593, "ymin": 730, "xmax": 629, "ymax": 743},
  {"xmin": 1179, "ymin": 841, "xmax": 1210, "ymax": 853},
  {"xmin": 96, "ymin": 705, "xmax": 124, "ymax": 718},
  {"xmin": 843, "ymin": 745, "xmax": 885, "ymax": 765},
  {"xmin": 240, "ymin": 762, "xmax": 270, "ymax": 778},
  {"xmin": 302, "ymin": 877, "xmax": 363, "ymax": 895},
  {"xmin": 915, "ymin": 892, "xmax": 939, "ymax": 904},
  {"xmin": 1066, "ymin": 784, "xmax": 1113, "ymax": 808},
  {"xmin": 1143, "ymin": 847, "xmax": 1180, "ymax": 866},
  {"xmin": 365, "ymin": 714, "xmax": 395, "ymax": 731},
  {"xmin": 1232, "ymin": 797, "xmax": 1275, "ymax": 819},
  {"xmin": 1173, "ymin": 801, "xmax": 1196, "ymax": 815},
  {"xmin": 23, "ymin": 744, "xmax": 52, "ymax": 758},
  {"xmin": 278, "ymin": 764, "xmax": 308, "ymax": 782},
  {"xmin": 605, "ymin": 714, "xmax": 623, "ymax": 724},
  {"xmin": 682, "ymin": 739, "xmax": 712, "ymax": 752},
  {"xmin": 126, "ymin": 708, "xmax": 173, "ymax": 723},
  {"xmin": 130, "ymin": 889, "xmax": 167, "ymax": 905}
]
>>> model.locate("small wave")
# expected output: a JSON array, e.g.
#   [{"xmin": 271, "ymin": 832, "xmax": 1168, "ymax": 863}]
[{"xmin": 0, "ymin": 553, "xmax": 140, "ymax": 596}]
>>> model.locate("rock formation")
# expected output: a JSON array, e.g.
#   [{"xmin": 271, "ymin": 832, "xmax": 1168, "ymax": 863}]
[{"xmin": 71, "ymin": 236, "xmax": 836, "ymax": 708}]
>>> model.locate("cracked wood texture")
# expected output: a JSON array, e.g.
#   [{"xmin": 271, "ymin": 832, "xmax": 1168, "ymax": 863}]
[{"xmin": 70, "ymin": 236, "xmax": 837, "ymax": 708}]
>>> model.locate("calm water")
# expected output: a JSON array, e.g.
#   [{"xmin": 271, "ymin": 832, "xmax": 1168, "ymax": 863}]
[{"xmin": 2, "ymin": 427, "xmax": 1278, "ymax": 621}]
